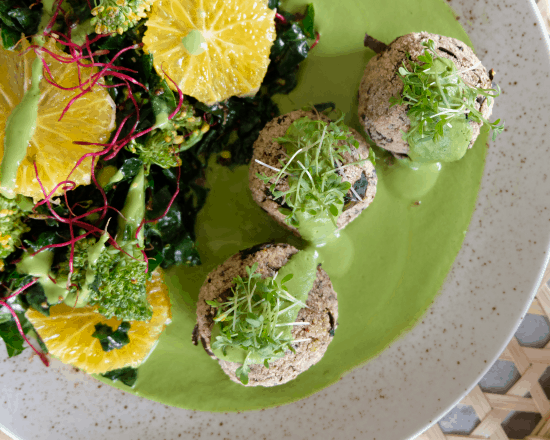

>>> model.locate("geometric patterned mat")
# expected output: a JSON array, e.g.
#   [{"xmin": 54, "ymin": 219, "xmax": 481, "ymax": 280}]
[{"xmin": 418, "ymin": 262, "xmax": 550, "ymax": 439}]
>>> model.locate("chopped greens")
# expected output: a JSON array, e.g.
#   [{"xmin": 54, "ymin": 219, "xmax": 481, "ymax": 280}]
[
  {"xmin": 101, "ymin": 366, "xmax": 139, "ymax": 387},
  {"xmin": 0, "ymin": 194, "xmax": 30, "ymax": 267},
  {"xmin": 390, "ymin": 39, "xmax": 504, "ymax": 143},
  {"xmin": 92, "ymin": 322, "xmax": 131, "ymax": 352},
  {"xmin": 209, "ymin": 263, "xmax": 304, "ymax": 385}
]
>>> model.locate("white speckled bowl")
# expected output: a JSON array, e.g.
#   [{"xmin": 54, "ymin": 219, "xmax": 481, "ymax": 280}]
[{"xmin": 2, "ymin": 1, "xmax": 550, "ymax": 439}]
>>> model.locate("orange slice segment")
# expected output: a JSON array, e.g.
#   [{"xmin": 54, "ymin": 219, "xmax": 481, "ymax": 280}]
[
  {"xmin": 26, "ymin": 269, "xmax": 171, "ymax": 374},
  {"xmin": 0, "ymin": 39, "xmax": 115, "ymax": 202},
  {"xmin": 143, "ymin": 0, "xmax": 276, "ymax": 105}
]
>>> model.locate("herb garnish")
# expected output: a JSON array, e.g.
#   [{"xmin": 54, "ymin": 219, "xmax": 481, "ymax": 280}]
[
  {"xmin": 257, "ymin": 115, "xmax": 365, "ymax": 228},
  {"xmin": 389, "ymin": 39, "xmax": 504, "ymax": 143},
  {"xmin": 209, "ymin": 263, "xmax": 309, "ymax": 384}
]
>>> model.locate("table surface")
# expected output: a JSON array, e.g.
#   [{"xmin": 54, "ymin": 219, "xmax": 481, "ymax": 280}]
[{"xmin": 2, "ymin": 2, "xmax": 550, "ymax": 440}]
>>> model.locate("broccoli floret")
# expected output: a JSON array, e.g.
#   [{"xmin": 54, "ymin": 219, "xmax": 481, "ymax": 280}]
[
  {"xmin": 0, "ymin": 195, "xmax": 30, "ymax": 269},
  {"xmin": 88, "ymin": 241, "xmax": 152, "ymax": 322},
  {"xmin": 55, "ymin": 168, "xmax": 151, "ymax": 321},
  {"xmin": 127, "ymin": 104, "xmax": 209, "ymax": 169},
  {"xmin": 90, "ymin": 0, "xmax": 155, "ymax": 35},
  {"xmin": 56, "ymin": 234, "xmax": 152, "ymax": 320}
]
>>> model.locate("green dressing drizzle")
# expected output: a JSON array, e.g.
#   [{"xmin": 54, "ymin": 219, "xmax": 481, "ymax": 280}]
[
  {"xmin": 294, "ymin": 209, "xmax": 341, "ymax": 246},
  {"xmin": 154, "ymin": 112, "xmax": 170, "ymax": 130},
  {"xmin": 385, "ymin": 159, "xmax": 442, "ymax": 201},
  {"xmin": 63, "ymin": 232, "xmax": 110, "ymax": 307},
  {"xmin": 16, "ymin": 232, "xmax": 111, "ymax": 308},
  {"xmin": 70, "ymin": 20, "xmax": 95, "ymax": 47},
  {"xmin": 181, "ymin": 29, "xmax": 206, "ymax": 56},
  {"xmin": 16, "ymin": 251, "xmax": 67, "ymax": 305},
  {"xmin": 1, "ymin": 56, "xmax": 43, "ymax": 199},
  {"xmin": 97, "ymin": 165, "xmax": 119, "ymax": 188},
  {"xmin": 118, "ymin": 167, "xmax": 146, "ymax": 245}
]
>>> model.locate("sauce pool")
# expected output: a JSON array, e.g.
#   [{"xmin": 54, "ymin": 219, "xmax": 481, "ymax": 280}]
[{"xmin": 95, "ymin": 0, "xmax": 488, "ymax": 412}]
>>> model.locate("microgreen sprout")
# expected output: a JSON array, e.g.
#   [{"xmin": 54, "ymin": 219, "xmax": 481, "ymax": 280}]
[
  {"xmin": 209, "ymin": 263, "xmax": 309, "ymax": 384},
  {"xmin": 256, "ymin": 115, "xmax": 365, "ymax": 228},
  {"xmin": 389, "ymin": 39, "xmax": 504, "ymax": 143}
]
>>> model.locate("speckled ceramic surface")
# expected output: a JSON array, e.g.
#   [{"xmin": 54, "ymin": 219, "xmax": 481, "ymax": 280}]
[{"xmin": 2, "ymin": 0, "xmax": 550, "ymax": 439}]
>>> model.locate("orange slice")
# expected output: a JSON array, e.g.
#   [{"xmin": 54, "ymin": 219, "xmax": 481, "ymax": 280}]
[
  {"xmin": 0, "ymin": 39, "xmax": 115, "ymax": 201},
  {"xmin": 143, "ymin": 0, "xmax": 276, "ymax": 105},
  {"xmin": 26, "ymin": 269, "xmax": 171, "ymax": 374}
]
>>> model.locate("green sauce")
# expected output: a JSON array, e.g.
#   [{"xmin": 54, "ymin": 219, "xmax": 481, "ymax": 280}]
[
  {"xmin": 408, "ymin": 114, "xmax": 472, "ymax": 163},
  {"xmin": 96, "ymin": 0, "xmax": 487, "ymax": 413},
  {"xmin": 16, "ymin": 232, "xmax": 111, "ymax": 308},
  {"xmin": 16, "ymin": 251, "xmax": 67, "ymax": 304},
  {"xmin": 295, "ymin": 207, "xmax": 341, "ymax": 245},
  {"xmin": 153, "ymin": 111, "xmax": 170, "ymax": 130},
  {"xmin": 1, "ymin": 56, "xmax": 43, "ymax": 199},
  {"xmin": 118, "ymin": 167, "xmax": 145, "ymax": 245},
  {"xmin": 70, "ymin": 20, "xmax": 95, "ymax": 47},
  {"xmin": 406, "ymin": 57, "xmax": 474, "ymax": 163},
  {"xmin": 181, "ymin": 30, "xmax": 206, "ymax": 56},
  {"xmin": 385, "ymin": 159, "xmax": 442, "ymax": 201},
  {"xmin": 63, "ymin": 232, "xmax": 109, "ymax": 307}
]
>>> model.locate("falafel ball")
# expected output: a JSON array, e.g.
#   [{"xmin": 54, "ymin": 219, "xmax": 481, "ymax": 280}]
[
  {"xmin": 193, "ymin": 243, "xmax": 338, "ymax": 387},
  {"xmin": 249, "ymin": 110, "xmax": 377, "ymax": 237},
  {"xmin": 358, "ymin": 32, "xmax": 494, "ymax": 157}
]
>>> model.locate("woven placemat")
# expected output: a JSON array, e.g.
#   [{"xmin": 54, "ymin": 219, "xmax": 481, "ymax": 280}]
[
  {"xmin": 540, "ymin": 0, "xmax": 550, "ymax": 32},
  {"xmin": 417, "ymin": 264, "xmax": 550, "ymax": 440}
]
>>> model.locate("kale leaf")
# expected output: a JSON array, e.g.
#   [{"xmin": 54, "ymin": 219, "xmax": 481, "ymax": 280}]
[
  {"xmin": 92, "ymin": 322, "xmax": 131, "ymax": 352},
  {"xmin": 101, "ymin": 366, "xmax": 138, "ymax": 387}
]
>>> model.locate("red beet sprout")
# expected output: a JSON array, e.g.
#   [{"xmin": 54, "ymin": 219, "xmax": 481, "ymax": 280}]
[
  {"xmin": 0, "ymin": 278, "xmax": 49, "ymax": 366},
  {"xmin": 275, "ymin": 12, "xmax": 288, "ymax": 24},
  {"xmin": 310, "ymin": 32, "xmax": 320, "ymax": 50},
  {"xmin": 12, "ymin": 20, "xmax": 187, "ymax": 364},
  {"xmin": 42, "ymin": 0, "xmax": 65, "ymax": 37}
]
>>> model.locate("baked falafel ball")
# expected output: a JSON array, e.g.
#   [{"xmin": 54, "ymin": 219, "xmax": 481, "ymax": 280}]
[
  {"xmin": 358, "ymin": 32, "xmax": 494, "ymax": 158},
  {"xmin": 192, "ymin": 243, "xmax": 338, "ymax": 387},
  {"xmin": 249, "ymin": 110, "xmax": 377, "ymax": 237}
]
